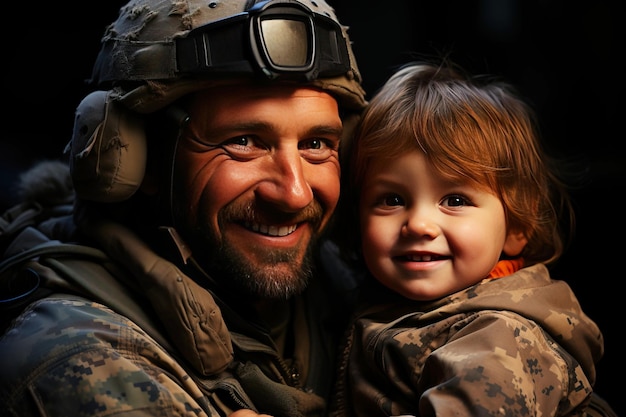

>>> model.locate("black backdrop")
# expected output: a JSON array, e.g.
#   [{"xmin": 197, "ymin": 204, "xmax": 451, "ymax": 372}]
[{"xmin": 1, "ymin": 1, "xmax": 623, "ymax": 413}]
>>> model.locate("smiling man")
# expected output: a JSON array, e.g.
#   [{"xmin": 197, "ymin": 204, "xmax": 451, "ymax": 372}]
[{"xmin": 0, "ymin": 0, "xmax": 366, "ymax": 416}]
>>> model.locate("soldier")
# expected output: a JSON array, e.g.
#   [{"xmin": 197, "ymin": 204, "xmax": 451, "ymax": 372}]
[
  {"xmin": 328, "ymin": 61, "xmax": 606, "ymax": 416},
  {"xmin": 0, "ymin": 0, "xmax": 366, "ymax": 416}
]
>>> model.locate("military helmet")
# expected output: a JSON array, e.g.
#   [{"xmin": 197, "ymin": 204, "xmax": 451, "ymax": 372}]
[{"xmin": 67, "ymin": 0, "xmax": 366, "ymax": 203}]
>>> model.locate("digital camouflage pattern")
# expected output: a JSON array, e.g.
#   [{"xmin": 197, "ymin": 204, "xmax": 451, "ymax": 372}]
[
  {"xmin": 329, "ymin": 264, "xmax": 604, "ymax": 417},
  {"xmin": 0, "ymin": 221, "xmax": 335, "ymax": 417},
  {"xmin": 2, "ymin": 296, "xmax": 213, "ymax": 416},
  {"xmin": 0, "ymin": 164, "xmax": 340, "ymax": 417}
]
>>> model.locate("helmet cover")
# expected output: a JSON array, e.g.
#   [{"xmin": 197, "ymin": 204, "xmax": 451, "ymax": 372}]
[
  {"xmin": 91, "ymin": 0, "xmax": 366, "ymax": 113},
  {"xmin": 67, "ymin": 0, "xmax": 366, "ymax": 203}
]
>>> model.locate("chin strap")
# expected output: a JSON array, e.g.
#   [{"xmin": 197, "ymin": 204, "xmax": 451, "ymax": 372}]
[{"xmin": 153, "ymin": 105, "xmax": 190, "ymax": 231}]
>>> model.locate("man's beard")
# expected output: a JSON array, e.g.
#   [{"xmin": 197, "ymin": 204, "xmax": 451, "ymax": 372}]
[
  {"xmin": 203, "ymin": 235, "xmax": 316, "ymax": 299},
  {"xmin": 177, "ymin": 202, "xmax": 324, "ymax": 300}
]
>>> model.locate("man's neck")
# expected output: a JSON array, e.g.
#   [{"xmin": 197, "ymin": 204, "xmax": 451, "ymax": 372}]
[{"xmin": 254, "ymin": 299, "xmax": 292, "ymax": 356}]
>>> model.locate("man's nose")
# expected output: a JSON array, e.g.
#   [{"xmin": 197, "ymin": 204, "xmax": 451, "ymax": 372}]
[{"xmin": 255, "ymin": 149, "xmax": 314, "ymax": 212}]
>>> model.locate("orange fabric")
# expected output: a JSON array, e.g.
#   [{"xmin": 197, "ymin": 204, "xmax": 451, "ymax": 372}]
[{"xmin": 487, "ymin": 258, "xmax": 524, "ymax": 279}]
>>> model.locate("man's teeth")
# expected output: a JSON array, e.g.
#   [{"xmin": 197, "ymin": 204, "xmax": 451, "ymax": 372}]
[{"xmin": 249, "ymin": 223, "xmax": 297, "ymax": 236}]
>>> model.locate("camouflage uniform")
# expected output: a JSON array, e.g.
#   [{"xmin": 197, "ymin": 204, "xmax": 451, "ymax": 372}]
[
  {"xmin": 329, "ymin": 264, "xmax": 604, "ymax": 417},
  {"xmin": 0, "ymin": 164, "xmax": 350, "ymax": 417},
  {"xmin": 1, "ymin": 0, "xmax": 368, "ymax": 414}
]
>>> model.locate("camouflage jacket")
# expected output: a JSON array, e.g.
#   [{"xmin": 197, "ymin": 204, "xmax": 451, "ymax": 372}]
[
  {"xmin": 329, "ymin": 264, "xmax": 604, "ymax": 417},
  {"xmin": 0, "ymin": 165, "xmax": 348, "ymax": 417}
]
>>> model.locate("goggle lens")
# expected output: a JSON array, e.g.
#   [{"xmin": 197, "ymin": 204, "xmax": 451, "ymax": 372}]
[
  {"xmin": 176, "ymin": 1, "xmax": 350, "ymax": 81},
  {"xmin": 261, "ymin": 18, "xmax": 309, "ymax": 68}
]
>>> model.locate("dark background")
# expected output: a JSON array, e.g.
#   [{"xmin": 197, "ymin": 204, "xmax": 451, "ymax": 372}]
[{"xmin": 1, "ymin": 1, "xmax": 623, "ymax": 413}]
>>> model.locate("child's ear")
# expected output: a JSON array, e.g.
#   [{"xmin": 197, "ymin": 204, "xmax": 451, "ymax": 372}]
[{"xmin": 503, "ymin": 230, "xmax": 528, "ymax": 257}]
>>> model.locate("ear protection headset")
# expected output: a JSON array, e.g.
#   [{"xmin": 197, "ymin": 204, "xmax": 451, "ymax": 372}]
[
  {"xmin": 66, "ymin": 90, "xmax": 146, "ymax": 203},
  {"xmin": 66, "ymin": 0, "xmax": 367, "ymax": 204}
]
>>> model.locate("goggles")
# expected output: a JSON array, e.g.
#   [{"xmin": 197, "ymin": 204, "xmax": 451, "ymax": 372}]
[{"xmin": 176, "ymin": 0, "xmax": 351, "ymax": 81}]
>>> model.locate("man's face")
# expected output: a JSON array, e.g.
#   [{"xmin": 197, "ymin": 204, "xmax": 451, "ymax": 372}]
[{"xmin": 172, "ymin": 83, "xmax": 343, "ymax": 299}]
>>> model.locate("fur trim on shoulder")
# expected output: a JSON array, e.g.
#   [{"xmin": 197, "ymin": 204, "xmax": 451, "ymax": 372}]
[{"xmin": 17, "ymin": 160, "xmax": 74, "ymax": 206}]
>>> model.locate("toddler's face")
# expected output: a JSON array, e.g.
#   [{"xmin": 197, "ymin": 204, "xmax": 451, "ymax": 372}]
[{"xmin": 359, "ymin": 150, "xmax": 514, "ymax": 300}]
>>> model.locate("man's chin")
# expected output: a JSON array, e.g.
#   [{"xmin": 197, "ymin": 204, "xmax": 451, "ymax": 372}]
[
  {"xmin": 200, "ymin": 245, "xmax": 311, "ymax": 298},
  {"xmin": 190, "ymin": 226, "xmax": 317, "ymax": 298},
  {"xmin": 233, "ymin": 261, "xmax": 312, "ymax": 299}
]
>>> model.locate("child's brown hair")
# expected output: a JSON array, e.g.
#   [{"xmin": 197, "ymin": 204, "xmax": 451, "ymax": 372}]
[{"xmin": 334, "ymin": 61, "xmax": 574, "ymax": 267}]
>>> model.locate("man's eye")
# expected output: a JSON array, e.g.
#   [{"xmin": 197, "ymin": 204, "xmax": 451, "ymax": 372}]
[
  {"xmin": 218, "ymin": 135, "xmax": 269, "ymax": 161},
  {"xmin": 299, "ymin": 138, "xmax": 337, "ymax": 162},
  {"xmin": 224, "ymin": 136, "xmax": 251, "ymax": 148},
  {"xmin": 300, "ymin": 138, "xmax": 327, "ymax": 151},
  {"xmin": 186, "ymin": 133, "xmax": 253, "ymax": 149}
]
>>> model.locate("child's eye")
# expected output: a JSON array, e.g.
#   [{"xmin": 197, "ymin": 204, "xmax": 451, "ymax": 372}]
[
  {"xmin": 441, "ymin": 195, "xmax": 471, "ymax": 207},
  {"xmin": 382, "ymin": 194, "xmax": 405, "ymax": 207}
]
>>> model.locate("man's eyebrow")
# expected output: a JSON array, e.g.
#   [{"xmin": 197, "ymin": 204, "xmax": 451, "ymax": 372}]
[
  {"xmin": 187, "ymin": 121, "xmax": 270, "ymax": 141},
  {"xmin": 213, "ymin": 121, "xmax": 273, "ymax": 133},
  {"xmin": 198, "ymin": 121, "xmax": 344, "ymax": 138},
  {"xmin": 307, "ymin": 124, "xmax": 344, "ymax": 137}
]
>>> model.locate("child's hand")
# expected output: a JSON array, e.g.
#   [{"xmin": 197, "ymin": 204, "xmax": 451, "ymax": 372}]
[{"xmin": 229, "ymin": 409, "xmax": 273, "ymax": 417}]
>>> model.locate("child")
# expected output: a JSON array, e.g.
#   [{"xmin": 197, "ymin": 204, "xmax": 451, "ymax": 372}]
[{"xmin": 328, "ymin": 61, "xmax": 605, "ymax": 416}]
